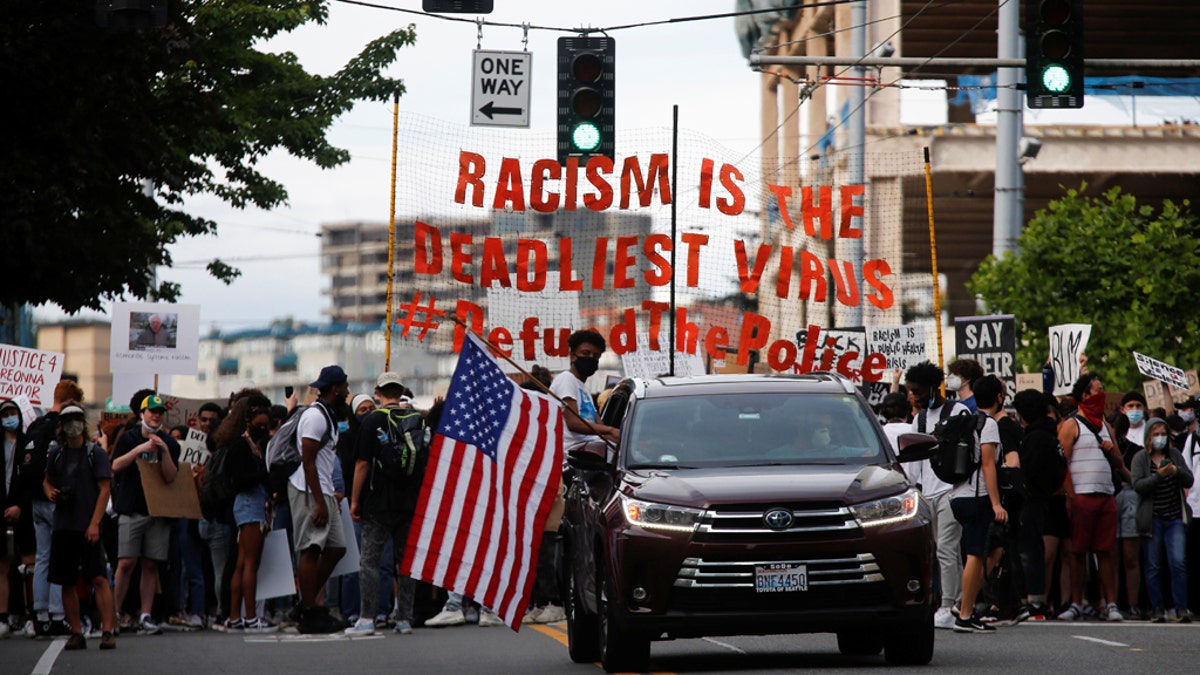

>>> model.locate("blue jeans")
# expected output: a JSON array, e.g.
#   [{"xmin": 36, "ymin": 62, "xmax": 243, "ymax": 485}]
[
  {"xmin": 32, "ymin": 501, "xmax": 64, "ymax": 616},
  {"xmin": 198, "ymin": 519, "xmax": 235, "ymax": 615},
  {"xmin": 1143, "ymin": 517, "xmax": 1188, "ymax": 610},
  {"xmin": 171, "ymin": 519, "xmax": 206, "ymax": 616}
]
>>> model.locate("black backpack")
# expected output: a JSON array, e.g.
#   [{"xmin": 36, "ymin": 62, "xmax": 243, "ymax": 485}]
[
  {"xmin": 200, "ymin": 445, "xmax": 235, "ymax": 522},
  {"xmin": 918, "ymin": 405, "xmax": 984, "ymax": 485},
  {"xmin": 372, "ymin": 407, "xmax": 428, "ymax": 482},
  {"xmin": 19, "ymin": 413, "xmax": 58, "ymax": 497}
]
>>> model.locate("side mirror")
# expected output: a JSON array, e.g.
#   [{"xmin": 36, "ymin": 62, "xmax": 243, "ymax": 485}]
[
  {"xmin": 566, "ymin": 440, "xmax": 612, "ymax": 472},
  {"xmin": 896, "ymin": 432, "xmax": 939, "ymax": 463}
]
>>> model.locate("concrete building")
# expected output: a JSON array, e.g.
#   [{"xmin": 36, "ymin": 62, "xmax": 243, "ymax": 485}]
[{"xmin": 36, "ymin": 320, "xmax": 113, "ymax": 411}]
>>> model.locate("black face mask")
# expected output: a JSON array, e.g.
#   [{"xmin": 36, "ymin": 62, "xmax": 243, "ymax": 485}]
[
  {"xmin": 574, "ymin": 356, "xmax": 599, "ymax": 379},
  {"xmin": 250, "ymin": 427, "xmax": 271, "ymax": 445}
]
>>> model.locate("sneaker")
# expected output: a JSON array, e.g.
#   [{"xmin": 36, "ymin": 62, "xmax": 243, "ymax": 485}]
[
  {"xmin": 953, "ymin": 615, "xmax": 996, "ymax": 633},
  {"xmin": 1011, "ymin": 604, "xmax": 1032, "ymax": 624},
  {"xmin": 374, "ymin": 614, "xmax": 391, "ymax": 630},
  {"xmin": 1057, "ymin": 603, "xmax": 1082, "ymax": 621},
  {"xmin": 344, "ymin": 618, "xmax": 376, "ymax": 636},
  {"xmin": 425, "ymin": 608, "xmax": 466, "ymax": 628},
  {"xmin": 100, "ymin": 631, "xmax": 116, "ymax": 650},
  {"xmin": 243, "ymin": 617, "xmax": 278, "ymax": 633},
  {"xmin": 118, "ymin": 614, "xmax": 134, "ymax": 631},
  {"xmin": 0, "ymin": 623, "xmax": 10, "ymax": 639},
  {"xmin": 933, "ymin": 607, "xmax": 956, "ymax": 630},
  {"xmin": 1082, "ymin": 604, "xmax": 1100, "ymax": 620},
  {"xmin": 535, "ymin": 604, "xmax": 565, "ymax": 623},
  {"xmin": 463, "ymin": 605, "xmax": 480, "ymax": 624},
  {"xmin": 522, "ymin": 607, "xmax": 542, "ymax": 625},
  {"xmin": 1026, "ymin": 602, "xmax": 1049, "ymax": 621},
  {"xmin": 1175, "ymin": 609, "xmax": 1192, "ymax": 624},
  {"xmin": 137, "ymin": 615, "xmax": 162, "ymax": 636},
  {"xmin": 478, "ymin": 610, "xmax": 505, "ymax": 627},
  {"xmin": 1165, "ymin": 608, "xmax": 1178, "ymax": 622},
  {"xmin": 394, "ymin": 620, "xmax": 413, "ymax": 635},
  {"xmin": 1105, "ymin": 603, "xmax": 1124, "ymax": 622},
  {"xmin": 298, "ymin": 607, "xmax": 343, "ymax": 635},
  {"xmin": 217, "ymin": 618, "xmax": 244, "ymax": 632},
  {"xmin": 47, "ymin": 618, "xmax": 73, "ymax": 637},
  {"xmin": 64, "ymin": 632, "xmax": 86, "ymax": 650}
]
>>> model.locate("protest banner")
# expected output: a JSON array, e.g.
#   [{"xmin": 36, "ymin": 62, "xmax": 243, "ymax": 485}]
[
  {"xmin": 0, "ymin": 345, "xmax": 64, "ymax": 407},
  {"xmin": 109, "ymin": 301, "xmax": 201, "ymax": 375},
  {"xmin": 1133, "ymin": 352, "xmax": 1189, "ymax": 390},
  {"xmin": 179, "ymin": 428, "xmax": 211, "ymax": 468},
  {"xmin": 867, "ymin": 324, "xmax": 927, "ymax": 374},
  {"xmin": 1143, "ymin": 380, "xmax": 1172, "ymax": 414},
  {"xmin": 256, "ymin": 529, "xmax": 298, "ymax": 600},
  {"xmin": 139, "ymin": 459, "xmax": 203, "ymax": 520},
  {"xmin": 1168, "ymin": 369, "xmax": 1199, "ymax": 403},
  {"xmin": 795, "ymin": 326, "xmax": 870, "ymax": 383},
  {"xmin": 1048, "ymin": 324, "xmax": 1092, "ymax": 396},
  {"xmin": 621, "ymin": 333, "xmax": 706, "ymax": 379},
  {"xmin": 486, "ymin": 272, "xmax": 580, "ymax": 374},
  {"xmin": 1015, "ymin": 373, "xmax": 1042, "ymax": 394},
  {"xmin": 329, "ymin": 498, "xmax": 361, "ymax": 578},
  {"xmin": 954, "ymin": 315, "xmax": 1016, "ymax": 398}
]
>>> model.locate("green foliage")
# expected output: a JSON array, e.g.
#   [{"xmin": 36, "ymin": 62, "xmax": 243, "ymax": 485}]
[
  {"xmin": 0, "ymin": 1, "xmax": 416, "ymax": 312},
  {"xmin": 969, "ymin": 185, "xmax": 1200, "ymax": 391}
]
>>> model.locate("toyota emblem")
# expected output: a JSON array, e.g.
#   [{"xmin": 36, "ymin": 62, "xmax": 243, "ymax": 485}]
[{"xmin": 763, "ymin": 508, "xmax": 793, "ymax": 531}]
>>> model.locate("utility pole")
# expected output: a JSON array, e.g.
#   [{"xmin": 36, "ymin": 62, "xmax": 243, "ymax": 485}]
[
  {"xmin": 994, "ymin": 0, "xmax": 1023, "ymax": 258},
  {"xmin": 845, "ymin": 0, "xmax": 866, "ymax": 326}
]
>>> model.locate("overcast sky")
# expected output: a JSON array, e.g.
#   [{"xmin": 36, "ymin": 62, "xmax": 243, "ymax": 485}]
[{"xmin": 33, "ymin": 1, "xmax": 1177, "ymax": 332}]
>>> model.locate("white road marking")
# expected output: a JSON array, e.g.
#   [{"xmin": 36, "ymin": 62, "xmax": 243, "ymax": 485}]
[
  {"xmin": 31, "ymin": 637, "xmax": 66, "ymax": 675},
  {"xmin": 244, "ymin": 634, "xmax": 385, "ymax": 643},
  {"xmin": 702, "ymin": 637, "xmax": 747, "ymax": 654},
  {"xmin": 1072, "ymin": 635, "xmax": 1130, "ymax": 647}
]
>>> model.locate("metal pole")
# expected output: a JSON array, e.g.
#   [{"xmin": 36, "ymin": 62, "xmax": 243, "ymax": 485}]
[
  {"xmin": 751, "ymin": 55, "xmax": 1200, "ymax": 68},
  {"xmin": 669, "ymin": 105, "xmax": 678, "ymax": 377},
  {"xmin": 994, "ymin": 0, "xmax": 1022, "ymax": 257},
  {"xmin": 384, "ymin": 91, "xmax": 400, "ymax": 370},
  {"xmin": 922, "ymin": 147, "xmax": 946, "ymax": 395},
  {"xmin": 845, "ymin": 0, "xmax": 866, "ymax": 327}
]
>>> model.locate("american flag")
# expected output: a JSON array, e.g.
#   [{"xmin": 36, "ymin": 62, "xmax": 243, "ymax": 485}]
[{"xmin": 400, "ymin": 332, "xmax": 563, "ymax": 630}]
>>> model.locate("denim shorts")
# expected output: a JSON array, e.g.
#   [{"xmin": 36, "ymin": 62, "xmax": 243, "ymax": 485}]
[{"xmin": 234, "ymin": 484, "xmax": 269, "ymax": 527}]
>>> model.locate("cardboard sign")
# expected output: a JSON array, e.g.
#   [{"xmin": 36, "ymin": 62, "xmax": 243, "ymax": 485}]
[
  {"xmin": 867, "ymin": 324, "xmax": 927, "ymax": 373},
  {"xmin": 1143, "ymin": 380, "xmax": 1172, "ymax": 415},
  {"xmin": 0, "ymin": 345, "xmax": 65, "ymax": 407},
  {"xmin": 138, "ymin": 459, "xmax": 203, "ymax": 520},
  {"xmin": 1015, "ymin": 373, "xmax": 1043, "ymax": 394},
  {"xmin": 256, "ymin": 529, "xmax": 298, "ymax": 601},
  {"xmin": 1133, "ymin": 352, "xmax": 1189, "ymax": 390},
  {"xmin": 795, "ymin": 326, "xmax": 868, "ymax": 383},
  {"xmin": 109, "ymin": 301, "xmax": 201, "ymax": 375},
  {"xmin": 179, "ymin": 428, "xmax": 211, "ymax": 468},
  {"xmin": 620, "ymin": 333, "xmax": 706, "ymax": 379},
  {"xmin": 954, "ymin": 315, "xmax": 1016, "ymax": 399},
  {"xmin": 1048, "ymin": 324, "xmax": 1092, "ymax": 396},
  {"xmin": 329, "ymin": 498, "xmax": 361, "ymax": 578},
  {"xmin": 1169, "ymin": 369, "xmax": 1199, "ymax": 403}
]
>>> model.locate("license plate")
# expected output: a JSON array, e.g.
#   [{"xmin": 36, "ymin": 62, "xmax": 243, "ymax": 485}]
[{"xmin": 754, "ymin": 564, "xmax": 808, "ymax": 593}]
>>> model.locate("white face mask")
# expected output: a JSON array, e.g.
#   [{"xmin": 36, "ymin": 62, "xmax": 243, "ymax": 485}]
[
  {"xmin": 1151, "ymin": 436, "xmax": 1169, "ymax": 451},
  {"xmin": 1180, "ymin": 410, "xmax": 1196, "ymax": 424},
  {"xmin": 945, "ymin": 374, "xmax": 964, "ymax": 391}
]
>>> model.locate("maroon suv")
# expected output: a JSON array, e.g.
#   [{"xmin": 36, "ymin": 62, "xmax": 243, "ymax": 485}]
[{"xmin": 559, "ymin": 374, "xmax": 936, "ymax": 672}]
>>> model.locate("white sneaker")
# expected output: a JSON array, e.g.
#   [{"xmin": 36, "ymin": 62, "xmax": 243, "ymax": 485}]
[
  {"xmin": 0, "ymin": 622, "xmax": 10, "ymax": 639},
  {"xmin": 478, "ymin": 610, "xmax": 505, "ymax": 627},
  {"xmin": 344, "ymin": 618, "xmax": 376, "ymax": 636},
  {"xmin": 1105, "ymin": 603, "xmax": 1124, "ymax": 622},
  {"xmin": 424, "ymin": 609, "xmax": 466, "ymax": 628},
  {"xmin": 522, "ymin": 607, "xmax": 541, "ymax": 624},
  {"xmin": 933, "ymin": 607, "xmax": 955, "ymax": 630},
  {"xmin": 535, "ymin": 604, "xmax": 565, "ymax": 623},
  {"xmin": 243, "ymin": 617, "xmax": 278, "ymax": 633}
]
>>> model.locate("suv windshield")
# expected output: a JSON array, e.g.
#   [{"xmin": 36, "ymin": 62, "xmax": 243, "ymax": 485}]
[{"xmin": 624, "ymin": 392, "xmax": 886, "ymax": 468}]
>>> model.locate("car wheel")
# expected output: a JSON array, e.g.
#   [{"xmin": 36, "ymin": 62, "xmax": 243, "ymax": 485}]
[
  {"xmin": 598, "ymin": 572, "xmax": 650, "ymax": 673},
  {"xmin": 837, "ymin": 631, "xmax": 884, "ymax": 656},
  {"xmin": 883, "ymin": 608, "xmax": 935, "ymax": 665},
  {"xmin": 565, "ymin": 548, "xmax": 600, "ymax": 663}
]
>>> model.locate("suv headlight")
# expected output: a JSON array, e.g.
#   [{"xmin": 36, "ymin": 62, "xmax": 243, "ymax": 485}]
[
  {"xmin": 850, "ymin": 488, "xmax": 920, "ymax": 528},
  {"xmin": 619, "ymin": 494, "xmax": 704, "ymax": 533}
]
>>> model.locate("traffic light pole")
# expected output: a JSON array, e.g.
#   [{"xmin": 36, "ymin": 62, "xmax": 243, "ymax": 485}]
[
  {"xmin": 994, "ymin": 0, "xmax": 1022, "ymax": 258},
  {"xmin": 845, "ymin": 0, "xmax": 866, "ymax": 328}
]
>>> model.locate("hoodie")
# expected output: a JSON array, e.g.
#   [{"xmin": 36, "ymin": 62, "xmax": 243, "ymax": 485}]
[{"xmin": 1131, "ymin": 417, "xmax": 1195, "ymax": 535}]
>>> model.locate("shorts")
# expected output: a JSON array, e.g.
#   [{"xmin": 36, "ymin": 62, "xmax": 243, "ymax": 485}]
[
  {"xmin": 1115, "ymin": 486, "xmax": 1139, "ymax": 539},
  {"xmin": 951, "ymin": 496, "xmax": 996, "ymax": 557},
  {"xmin": 1045, "ymin": 494, "xmax": 1071, "ymax": 539},
  {"xmin": 1069, "ymin": 493, "xmax": 1118, "ymax": 554},
  {"xmin": 117, "ymin": 513, "xmax": 171, "ymax": 561},
  {"xmin": 234, "ymin": 484, "xmax": 269, "ymax": 527},
  {"xmin": 48, "ymin": 530, "xmax": 109, "ymax": 586},
  {"xmin": 288, "ymin": 484, "xmax": 346, "ymax": 553}
]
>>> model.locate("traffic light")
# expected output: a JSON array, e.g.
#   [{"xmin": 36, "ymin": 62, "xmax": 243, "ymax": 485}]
[
  {"xmin": 1025, "ymin": 0, "xmax": 1084, "ymax": 109},
  {"xmin": 557, "ymin": 36, "xmax": 615, "ymax": 164}
]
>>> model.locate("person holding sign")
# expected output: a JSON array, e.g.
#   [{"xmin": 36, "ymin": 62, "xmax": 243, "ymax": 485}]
[
  {"xmin": 1131, "ymin": 417, "xmax": 1194, "ymax": 622},
  {"xmin": 111, "ymin": 394, "xmax": 180, "ymax": 636},
  {"xmin": 43, "ymin": 405, "xmax": 117, "ymax": 650}
]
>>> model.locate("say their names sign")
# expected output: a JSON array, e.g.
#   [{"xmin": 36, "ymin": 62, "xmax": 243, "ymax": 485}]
[
  {"xmin": 0, "ymin": 345, "xmax": 65, "ymax": 407},
  {"xmin": 954, "ymin": 315, "xmax": 1016, "ymax": 398},
  {"xmin": 1048, "ymin": 324, "xmax": 1092, "ymax": 396}
]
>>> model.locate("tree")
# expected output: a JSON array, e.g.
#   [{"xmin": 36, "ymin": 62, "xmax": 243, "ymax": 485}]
[
  {"xmin": 0, "ymin": 2, "xmax": 416, "ymax": 313},
  {"xmin": 969, "ymin": 185, "xmax": 1200, "ymax": 391}
]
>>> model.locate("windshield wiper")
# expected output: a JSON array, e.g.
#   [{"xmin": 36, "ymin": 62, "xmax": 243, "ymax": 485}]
[{"xmin": 629, "ymin": 463, "xmax": 698, "ymax": 470}]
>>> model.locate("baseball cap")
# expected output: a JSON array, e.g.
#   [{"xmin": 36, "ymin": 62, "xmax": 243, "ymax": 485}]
[
  {"xmin": 0, "ymin": 400, "xmax": 19, "ymax": 415},
  {"xmin": 377, "ymin": 372, "xmax": 403, "ymax": 389},
  {"xmin": 310, "ymin": 365, "xmax": 348, "ymax": 389},
  {"xmin": 60, "ymin": 404, "xmax": 86, "ymax": 418},
  {"xmin": 141, "ymin": 395, "xmax": 167, "ymax": 412}
]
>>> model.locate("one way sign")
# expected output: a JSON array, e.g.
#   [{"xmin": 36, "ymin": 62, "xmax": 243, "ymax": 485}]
[{"xmin": 471, "ymin": 50, "xmax": 531, "ymax": 128}]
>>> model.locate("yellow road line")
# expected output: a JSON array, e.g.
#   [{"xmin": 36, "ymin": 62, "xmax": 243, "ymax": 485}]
[{"xmin": 528, "ymin": 624, "xmax": 675, "ymax": 675}]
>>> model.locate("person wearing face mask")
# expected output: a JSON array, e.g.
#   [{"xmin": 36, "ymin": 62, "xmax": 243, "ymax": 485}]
[
  {"xmin": 946, "ymin": 358, "xmax": 984, "ymax": 413},
  {"xmin": 1132, "ymin": 417, "xmax": 1194, "ymax": 622},
  {"xmin": 213, "ymin": 394, "xmax": 277, "ymax": 632},
  {"xmin": 332, "ymin": 392, "xmax": 376, "ymax": 627},
  {"xmin": 0, "ymin": 400, "xmax": 30, "ymax": 638},
  {"xmin": 903, "ymin": 361, "xmax": 972, "ymax": 629},
  {"xmin": 43, "ymin": 405, "xmax": 117, "ymax": 650},
  {"xmin": 110, "ymin": 393, "xmax": 180, "ymax": 636},
  {"xmin": 549, "ymin": 330, "xmax": 620, "ymax": 454}
]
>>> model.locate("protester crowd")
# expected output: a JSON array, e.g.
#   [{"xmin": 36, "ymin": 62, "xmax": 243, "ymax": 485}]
[
  {"xmin": 884, "ymin": 358, "xmax": 1199, "ymax": 633},
  {"xmin": 0, "ymin": 335, "xmax": 617, "ymax": 649}
]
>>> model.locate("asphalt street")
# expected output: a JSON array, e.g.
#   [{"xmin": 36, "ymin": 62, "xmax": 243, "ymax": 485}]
[{"xmin": 3, "ymin": 618, "xmax": 1198, "ymax": 674}]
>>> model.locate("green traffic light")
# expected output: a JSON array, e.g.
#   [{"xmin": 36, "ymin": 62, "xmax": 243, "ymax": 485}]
[
  {"xmin": 1042, "ymin": 65, "xmax": 1071, "ymax": 94},
  {"xmin": 571, "ymin": 121, "xmax": 602, "ymax": 152}
]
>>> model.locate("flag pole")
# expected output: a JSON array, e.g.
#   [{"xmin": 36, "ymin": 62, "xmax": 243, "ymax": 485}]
[{"xmin": 448, "ymin": 316, "xmax": 616, "ymax": 450}]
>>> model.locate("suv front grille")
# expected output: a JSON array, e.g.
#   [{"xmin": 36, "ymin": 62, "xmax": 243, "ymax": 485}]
[
  {"xmin": 673, "ymin": 554, "xmax": 884, "ymax": 589},
  {"xmin": 669, "ymin": 554, "xmax": 889, "ymax": 612},
  {"xmin": 694, "ymin": 504, "xmax": 861, "ymax": 542}
]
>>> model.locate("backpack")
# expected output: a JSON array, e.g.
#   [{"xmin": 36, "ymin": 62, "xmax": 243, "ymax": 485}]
[
  {"xmin": 19, "ymin": 413, "xmax": 58, "ymax": 497},
  {"xmin": 918, "ymin": 404, "xmax": 984, "ymax": 485},
  {"xmin": 199, "ymin": 444, "xmax": 235, "ymax": 522},
  {"xmin": 372, "ymin": 407, "xmax": 428, "ymax": 482},
  {"xmin": 265, "ymin": 403, "xmax": 332, "ymax": 496}
]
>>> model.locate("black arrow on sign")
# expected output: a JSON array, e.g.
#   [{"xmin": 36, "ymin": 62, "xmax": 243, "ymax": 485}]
[{"xmin": 479, "ymin": 101, "xmax": 523, "ymax": 119}]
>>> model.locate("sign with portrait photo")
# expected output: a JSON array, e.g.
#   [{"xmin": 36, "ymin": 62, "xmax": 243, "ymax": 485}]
[{"xmin": 110, "ymin": 302, "xmax": 201, "ymax": 375}]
